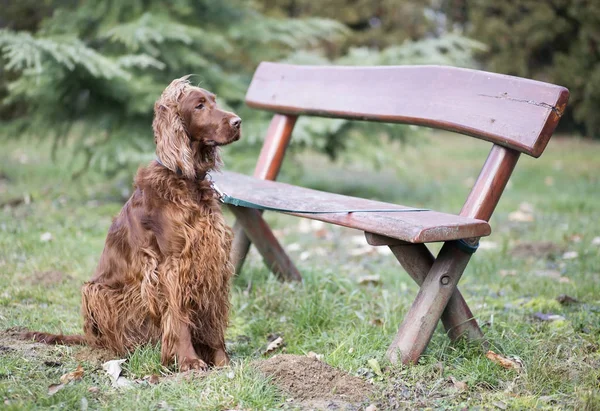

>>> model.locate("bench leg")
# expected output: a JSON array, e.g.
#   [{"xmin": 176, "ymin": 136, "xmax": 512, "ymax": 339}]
[
  {"xmin": 386, "ymin": 241, "xmax": 473, "ymax": 365},
  {"xmin": 230, "ymin": 221, "xmax": 252, "ymax": 274},
  {"xmin": 389, "ymin": 244, "xmax": 484, "ymax": 342},
  {"xmin": 228, "ymin": 206, "xmax": 302, "ymax": 282}
]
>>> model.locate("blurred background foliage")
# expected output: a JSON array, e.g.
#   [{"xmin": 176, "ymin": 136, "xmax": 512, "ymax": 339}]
[{"xmin": 0, "ymin": 0, "xmax": 597, "ymax": 176}]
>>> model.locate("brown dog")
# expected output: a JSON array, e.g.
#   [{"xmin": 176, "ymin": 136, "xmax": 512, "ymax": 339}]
[{"xmin": 24, "ymin": 77, "xmax": 241, "ymax": 370}]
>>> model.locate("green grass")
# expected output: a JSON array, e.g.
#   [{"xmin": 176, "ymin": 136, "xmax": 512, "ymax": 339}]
[{"xmin": 1, "ymin": 132, "xmax": 599, "ymax": 410}]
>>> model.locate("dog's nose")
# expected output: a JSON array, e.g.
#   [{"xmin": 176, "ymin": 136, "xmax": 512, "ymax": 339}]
[{"xmin": 230, "ymin": 117, "xmax": 242, "ymax": 129}]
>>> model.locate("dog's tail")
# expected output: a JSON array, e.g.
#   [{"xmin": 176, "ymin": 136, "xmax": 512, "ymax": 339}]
[{"xmin": 20, "ymin": 331, "xmax": 86, "ymax": 346}]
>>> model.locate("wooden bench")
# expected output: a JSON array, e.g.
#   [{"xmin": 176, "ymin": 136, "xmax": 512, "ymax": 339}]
[{"xmin": 212, "ymin": 63, "xmax": 569, "ymax": 365}]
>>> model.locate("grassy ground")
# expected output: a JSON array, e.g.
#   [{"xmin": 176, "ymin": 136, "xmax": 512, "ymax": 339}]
[{"xmin": 1, "ymin": 132, "xmax": 599, "ymax": 410}]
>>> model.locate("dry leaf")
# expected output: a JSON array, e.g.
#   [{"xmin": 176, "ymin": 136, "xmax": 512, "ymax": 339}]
[
  {"xmin": 143, "ymin": 374, "xmax": 160, "ymax": 384},
  {"xmin": 102, "ymin": 359, "xmax": 132, "ymax": 388},
  {"xmin": 449, "ymin": 376, "xmax": 468, "ymax": 391},
  {"xmin": 519, "ymin": 202, "xmax": 534, "ymax": 213},
  {"xmin": 102, "ymin": 359, "xmax": 126, "ymax": 383},
  {"xmin": 533, "ymin": 312, "xmax": 566, "ymax": 322},
  {"xmin": 40, "ymin": 232, "xmax": 53, "ymax": 242},
  {"xmin": 307, "ymin": 351, "xmax": 324, "ymax": 361},
  {"xmin": 559, "ymin": 276, "xmax": 571, "ymax": 283},
  {"xmin": 486, "ymin": 350, "xmax": 523, "ymax": 370},
  {"xmin": 478, "ymin": 241, "xmax": 498, "ymax": 250},
  {"xmin": 493, "ymin": 401, "xmax": 508, "ymax": 410},
  {"xmin": 533, "ymin": 270, "xmax": 561, "ymax": 280},
  {"xmin": 556, "ymin": 294, "xmax": 578, "ymax": 305},
  {"xmin": 370, "ymin": 318, "xmax": 383, "ymax": 326},
  {"xmin": 48, "ymin": 383, "xmax": 65, "ymax": 396},
  {"xmin": 367, "ymin": 358, "xmax": 382, "ymax": 376},
  {"xmin": 88, "ymin": 386, "xmax": 100, "ymax": 393},
  {"xmin": 60, "ymin": 364, "xmax": 84, "ymax": 384},
  {"xmin": 264, "ymin": 336, "xmax": 284, "ymax": 355},
  {"xmin": 349, "ymin": 246, "xmax": 375, "ymax": 257},
  {"xmin": 508, "ymin": 210, "xmax": 534, "ymax": 222},
  {"xmin": 358, "ymin": 275, "xmax": 381, "ymax": 285}
]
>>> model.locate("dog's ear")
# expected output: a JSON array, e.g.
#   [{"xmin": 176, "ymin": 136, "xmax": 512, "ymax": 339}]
[{"xmin": 153, "ymin": 77, "xmax": 195, "ymax": 179}]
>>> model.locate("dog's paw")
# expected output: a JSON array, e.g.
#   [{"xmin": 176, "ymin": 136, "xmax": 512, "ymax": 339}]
[{"xmin": 179, "ymin": 357, "xmax": 208, "ymax": 372}]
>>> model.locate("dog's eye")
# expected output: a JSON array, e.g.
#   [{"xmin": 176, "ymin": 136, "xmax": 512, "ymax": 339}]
[{"xmin": 195, "ymin": 103, "xmax": 204, "ymax": 110}]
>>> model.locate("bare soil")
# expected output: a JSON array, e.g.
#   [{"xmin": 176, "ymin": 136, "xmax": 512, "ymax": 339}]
[
  {"xmin": 0, "ymin": 327, "xmax": 115, "ymax": 367},
  {"xmin": 25, "ymin": 270, "xmax": 73, "ymax": 287},
  {"xmin": 510, "ymin": 241, "xmax": 564, "ymax": 260},
  {"xmin": 256, "ymin": 354, "xmax": 373, "ymax": 410}
]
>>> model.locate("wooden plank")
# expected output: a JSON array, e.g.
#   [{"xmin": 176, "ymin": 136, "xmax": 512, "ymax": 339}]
[
  {"xmin": 246, "ymin": 63, "xmax": 569, "ymax": 157},
  {"xmin": 213, "ymin": 171, "xmax": 491, "ymax": 243},
  {"xmin": 365, "ymin": 233, "xmax": 484, "ymax": 342},
  {"xmin": 228, "ymin": 206, "xmax": 302, "ymax": 282},
  {"xmin": 387, "ymin": 241, "xmax": 472, "ymax": 364},
  {"xmin": 230, "ymin": 114, "xmax": 297, "ymax": 275},
  {"xmin": 387, "ymin": 144, "xmax": 521, "ymax": 364}
]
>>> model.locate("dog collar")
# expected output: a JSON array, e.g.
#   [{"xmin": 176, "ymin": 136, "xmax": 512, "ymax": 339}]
[{"xmin": 155, "ymin": 156, "xmax": 206, "ymax": 181}]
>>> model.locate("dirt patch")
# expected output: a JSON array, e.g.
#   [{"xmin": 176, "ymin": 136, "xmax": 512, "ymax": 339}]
[
  {"xmin": 74, "ymin": 346, "xmax": 116, "ymax": 366},
  {"xmin": 1, "ymin": 328, "xmax": 115, "ymax": 367},
  {"xmin": 26, "ymin": 270, "xmax": 73, "ymax": 287},
  {"xmin": 510, "ymin": 241, "xmax": 564, "ymax": 260},
  {"xmin": 0, "ymin": 327, "xmax": 56, "ymax": 360},
  {"xmin": 256, "ymin": 354, "xmax": 373, "ymax": 409}
]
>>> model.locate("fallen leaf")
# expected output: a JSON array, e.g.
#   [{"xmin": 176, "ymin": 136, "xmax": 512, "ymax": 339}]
[
  {"xmin": 102, "ymin": 359, "xmax": 132, "ymax": 388},
  {"xmin": 40, "ymin": 232, "xmax": 53, "ymax": 242},
  {"xmin": 486, "ymin": 350, "xmax": 523, "ymax": 370},
  {"xmin": 533, "ymin": 312, "xmax": 566, "ymax": 322},
  {"xmin": 519, "ymin": 202, "xmax": 534, "ymax": 213},
  {"xmin": 556, "ymin": 294, "xmax": 579, "ymax": 305},
  {"xmin": 367, "ymin": 358, "xmax": 382, "ymax": 376},
  {"xmin": 375, "ymin": 247, "xmax": 392, "ymax": 256},
  {"xmin": 358, "ymin": 275, "xmax": 381, "ymax": 285},
  {"xmin": 533, "ymin": 270, "xmax": 561, "ymax": 280},
  {"xmin": 264, "ymin": 336, "xmax": 284, "ymax": 355},
  {"xmin": 102, "ymin": 359, "xmax": 126, "ymax": 383},
  {"xmin": 60, "ymin": 364, "xmax": 84, "ymax": 384},
  {"xmin": 143, "ymin": 374, "xmax": 160, "ymax": 384},
  {"xmin": 493, "ymin": 401, "xmax": 508, "ymax": 410},
  {"xmin": 88, "ymin": 386, "xmax": 100, "ymax": 393},
  {"xmin": 478, "ymin": 241, "xmax": 498, "ymax": 250},
  {"xmin": 349, "ymin": 246, "xmax": 375, "ymax": 257},
  {"xmin": 299, "ymin": 251, "xmax": 311, "ymax": 261},
  {"xmin": 306, "ymin": 351, "xmax": 324, "ymax": 361},
  {"xmin": 370, "ymin": 318, "xmax": 383, "ymax": 326},
  {"xmin": 48, "ymin": 383, "xmax": 65, "ymax": 395},
  {"xmin": 559, "ymin": 276, "xmax": 571, "ymax": 283},
  {"xmin": 449, "ymin": 376, "xmax": 468, "ymax": 391},
  {"xmin": 562, "ymin": 251, "xmax": 579, "ymax": 260}
]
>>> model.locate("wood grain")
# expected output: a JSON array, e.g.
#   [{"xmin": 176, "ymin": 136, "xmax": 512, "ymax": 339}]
[
  {"xmin": 214, "ymin": 171, "xmax": 491, "ymax": 243},
  {"xmin": 246, "ymin": 63, "xmax": 569, "ymax": 157}
]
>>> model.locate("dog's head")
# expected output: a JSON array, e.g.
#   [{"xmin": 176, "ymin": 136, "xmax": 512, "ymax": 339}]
[{"xmin": 153, "ymin": 76, "xmax": 241, "ymax": 178}]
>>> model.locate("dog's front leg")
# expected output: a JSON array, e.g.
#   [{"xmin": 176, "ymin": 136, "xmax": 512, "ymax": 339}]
[{"xmin": 159, "ymin": 259, "xmax": 207, "ymax": 371}]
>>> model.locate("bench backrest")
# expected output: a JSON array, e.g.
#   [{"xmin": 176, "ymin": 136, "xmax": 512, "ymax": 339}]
[{"xmin": 245, "ymin": 63, "xmax": 569, "ymax": 158}]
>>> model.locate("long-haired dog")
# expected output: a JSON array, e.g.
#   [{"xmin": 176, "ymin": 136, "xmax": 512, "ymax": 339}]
[{"xmin": 23, "ymin": 77, "xmax": 241, "ymax": 371}]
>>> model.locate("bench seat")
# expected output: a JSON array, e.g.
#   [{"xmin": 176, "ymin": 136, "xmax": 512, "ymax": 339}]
[{"xmin": 213, "ymin": 171, "xmax": 491, "ymax": 243}]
